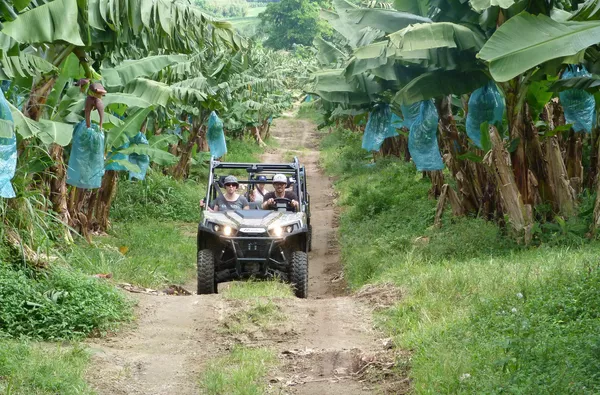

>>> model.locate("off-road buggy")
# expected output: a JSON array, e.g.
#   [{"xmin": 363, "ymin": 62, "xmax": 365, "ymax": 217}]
[{"xmin": 196, "ymin": 157, "xmax": 311, "ymax": 298}]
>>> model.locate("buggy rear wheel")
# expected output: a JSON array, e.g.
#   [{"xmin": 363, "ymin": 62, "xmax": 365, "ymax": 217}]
[
  {"xmin": 197, "ymin": 249, "xmax": 216, "ymax": 295},
  {"xmin": 290, "ymin": 250, "xmax": 308, "ymax": 298}
]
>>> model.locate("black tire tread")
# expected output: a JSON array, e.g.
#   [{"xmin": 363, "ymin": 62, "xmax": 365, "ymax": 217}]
[
  {"xmin": 290, "ymin": 250, "xmax": 308, "ymax": 298},
  {"xmin": 197, "ymin": 249, "xmax": 216, "ymax": 295}
]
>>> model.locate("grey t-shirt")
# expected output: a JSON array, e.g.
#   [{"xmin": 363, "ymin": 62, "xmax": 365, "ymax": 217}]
[{"xmin": 212, "ymin": 195, "xmax": 249, "ymax": 211}]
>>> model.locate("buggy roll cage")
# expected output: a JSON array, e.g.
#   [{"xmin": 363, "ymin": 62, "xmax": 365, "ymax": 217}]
[{"xmin": 203, "ymin": 156, "xmax": 309, "ymax": 211}]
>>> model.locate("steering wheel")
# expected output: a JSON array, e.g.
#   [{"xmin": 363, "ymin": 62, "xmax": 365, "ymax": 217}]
[{"xmin": 273, "ymin": 197, "xmax": 296, "ymax": 212}]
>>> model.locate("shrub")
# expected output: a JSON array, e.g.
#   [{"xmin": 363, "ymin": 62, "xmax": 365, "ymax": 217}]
[{"xmin": 0, "ymin": 264, "xmax": 133, "ymax": 340}]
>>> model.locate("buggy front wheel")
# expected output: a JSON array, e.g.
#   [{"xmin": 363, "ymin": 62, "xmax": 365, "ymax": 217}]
[
  {"xmin": 290, "ymin": 250, "xmax": 308, "ymax": 298},
  {"xmin": 197, "ymin": 249, "xmax": 216, "ymax": 295}
]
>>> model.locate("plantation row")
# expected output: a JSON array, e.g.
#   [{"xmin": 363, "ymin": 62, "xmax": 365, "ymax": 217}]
[
  {"xmin": 0, "ymin": 0, "xmax": 314, "ymax": 259},
  {"xmin": 309, "ymin": 0, "xmax": 600, "ymax": 243}
]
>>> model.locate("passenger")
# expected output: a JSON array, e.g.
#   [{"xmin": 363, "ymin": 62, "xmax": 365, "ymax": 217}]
[
  {"xmin": 248, "ymin": 175, "xmax": 268, "ymax": 205},
  {"xmin": 262, "ymin": 173, "xmax": 299, "ymax": 211},
  {"xmin": 201, "ymin": 175, "xmax": 249, "ymax": 211}
]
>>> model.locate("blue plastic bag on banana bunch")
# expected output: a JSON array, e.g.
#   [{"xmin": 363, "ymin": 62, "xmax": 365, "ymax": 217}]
[
  {"xmin": 0, "ymin": 88, "xmax": 16, "ymax": 198},
  {"xmin": 362, "ymin": 105, "xmax": 397, "ymax": 152},
  {"xmin": 66, "ymin": 121, "xmax": 105, "ymax": 189},
  {"xmin": 559, "ymin": 65, "xmax": 596, "ymax": 133},
  {"xmin": 128, "ymin": 132, "xmax": 150, "ymax": 181},
  {"xmin": 105, "ymin": 140, "xmax": 130, "ymax": 171},
  {"xmin": 391, "ymin": 113, "xmax": 404, "ymax": 129},
  {"xmin": 466, "ymin": 81, "xmax": 505, "ymax": 148},
  {"xmin": 400, "ymin": 102, "xmax": 421, "ymax": 129},
  {"xmin": 408, "ymin": 100, "xmax": 444, "ymax": 171},
  {"xmin": 207, "ymin": 111, "xmax": 227, "ymax": 158}
]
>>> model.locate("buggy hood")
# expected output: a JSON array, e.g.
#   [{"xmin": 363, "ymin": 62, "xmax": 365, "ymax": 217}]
[{"xmin": 203, "ymin": 210, "xmax": 306, "ymax": 230}]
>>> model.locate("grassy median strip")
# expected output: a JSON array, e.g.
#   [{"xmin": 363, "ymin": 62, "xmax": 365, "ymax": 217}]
[
  {"xmin": 222, "ymin": 279, "xmax": 294, "ymax": 300},
  {"xmin": 199, "ymin": 346, "xmax": 276, "ymax": 395}
]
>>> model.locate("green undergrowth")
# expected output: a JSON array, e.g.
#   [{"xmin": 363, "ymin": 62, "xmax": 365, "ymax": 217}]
[
  {"xmin": 0, "ymin": 340, "xmax": 93, "ymax": 395},
  {"xmin": 0, "ymin": 263, "xmax": 132, "ymax": 340},
  {"xmin": 297, "ymin": 101, "xmax": 325, "ymax": 125},
  {"xmin": 320, "ymin": 125, "xmax": 600, "ymax": 393},
  {"xmin": 67, "ymin": 220, "xmax": 197, "ymax": 288},
  {"xmin": 222, "ymin": 279, "xmax": 294, "ymax": 300},
  {"xmin": 220, "ymin": 135, "xmax": 276, "ymax": 178},
  {"xmin": 199, "ymin": 345, "xmax": 276, "ymax": 395},
  {"xmin": 112, "ymin": 170, "xmax": 204, "ymax": 223}
]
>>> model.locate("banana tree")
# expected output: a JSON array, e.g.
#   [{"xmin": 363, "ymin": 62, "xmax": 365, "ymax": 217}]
[
  {"xmin": 0, "ymin": 0, "xmax": 239, "ymax": 225},
  {"xmin": 311, "ymin": 0, "xmax": 600, "ymax": 242}
]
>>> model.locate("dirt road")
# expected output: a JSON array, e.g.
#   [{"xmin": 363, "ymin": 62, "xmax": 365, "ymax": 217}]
[{"xmin": 86, "ymin": 114, "xmax": 395, "ymax": 394}]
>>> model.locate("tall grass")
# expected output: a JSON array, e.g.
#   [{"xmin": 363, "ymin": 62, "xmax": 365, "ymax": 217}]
[
  {"xmin": 320, "ymin": 125, "xmax": 600, "ymax": 393},
  {"xmin": 68, "ymin": 220, "xmax": 197, "ymax": 287},
  {"xmin": 0, "ymin": 341, "xmax": 93, "ymax": 395},
  {"xmin": 111, "ymin": 170, "xmax": 204, "ymax": 223}
]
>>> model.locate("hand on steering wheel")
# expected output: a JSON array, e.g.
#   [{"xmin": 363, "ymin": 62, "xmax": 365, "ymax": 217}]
[{"xmin": 272, "ymin": 197, "xmax": 298, "ymax": 211}]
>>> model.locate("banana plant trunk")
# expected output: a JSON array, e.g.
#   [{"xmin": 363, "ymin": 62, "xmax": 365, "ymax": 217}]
[
  {"xmin": 486, "ymin": 126, "xmax": 533, "ymax": 244},
  {"xmin": 380, "ymin": 133, "xmax": 410, "ymax": 161},
  {"xmin": 93, "ymin": 170, "xmax": 119, "ymax": 232},
  {"xmin": 27, "ymin": 76, "xmax": 73, "ymax": 225},
  {"xmin": 173, "ymin": 118, "xmax": 203, "ymax": 180},
  {"xmin": 435, "ymin": 96, "xmax": 484, "ymax": 214}
]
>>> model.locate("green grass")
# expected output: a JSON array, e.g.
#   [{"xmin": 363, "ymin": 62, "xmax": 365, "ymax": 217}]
[
  {"xmin": 320, "ymin": 125, "xmax": 600, "ymax": 394},
  {"xmin": 199, "ymin": 345, "xmax": 276, "ymax": 395},
  {"xmin": 67, "ymin": 220, "xmax": 196, "ymax": 288},
  {"xmin": 0, "ymin": 340, "xmax": 93, "ymax": 395},
  {"xmin": 111, "ymin": 170, "xmax": 204, "ymax": 223},
  {"xmin": 297, "ymin": 101, "xmax": 326, "ymax": 125},
  {"xmin": 0, "ymin": 263, "xmax": 133, "ymax": 340},
  {"xmin": 222, "ymin": 279, "xmax": 294, "ymax": 300}
]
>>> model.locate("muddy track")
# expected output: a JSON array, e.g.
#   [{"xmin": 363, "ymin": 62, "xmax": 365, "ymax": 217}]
[{"xmin": 86, "ymin": 113, "xmax": 396, "ymax": 394}]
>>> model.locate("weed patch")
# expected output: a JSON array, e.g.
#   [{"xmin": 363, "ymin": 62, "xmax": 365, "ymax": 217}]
[
  {"xmin": 0, "ymin": 264, "xmax": 132, "ymax": 340},
  {"xmin": 0, "ymin": 340, "xmax": 92, "ymax": 394},
  {"xmin": 221, "ymin": 300, "xmax": 286, "ymax": 336},
  {"xmin": 199, "ymin": 345, "xmax": 276, "ymax": 395},
  {"xmin": 222, "ymin": 279, "xmax": 294, "ymax": 300}
]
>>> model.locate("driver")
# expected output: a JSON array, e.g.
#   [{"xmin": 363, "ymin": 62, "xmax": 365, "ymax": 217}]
[
  {"xmin": 201, "ymin": 175, "xmax": 249, "ymax": 211},
  {"xmin": 262, "ymin": 173, "xmax": 299, "ymax": 210}
]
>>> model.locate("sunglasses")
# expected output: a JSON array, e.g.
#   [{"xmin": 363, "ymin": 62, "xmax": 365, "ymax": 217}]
[
  {"xmin": 273, "ymin": 182, "xmax": 286, "ymax": 187},
  {"xmin": 225, "ymin": 183, "xmax": 237, "ymax": 187}
]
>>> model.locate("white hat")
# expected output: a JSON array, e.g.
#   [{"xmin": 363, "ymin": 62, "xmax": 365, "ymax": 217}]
[{"xmin": 273, "ymin": 174, "xmax": 287, "ymax": 183}]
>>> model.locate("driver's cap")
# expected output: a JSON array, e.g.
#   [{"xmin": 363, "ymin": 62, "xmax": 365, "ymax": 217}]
[{"xmin": 273, "ymin": 174, "xmax": 287, "ymax": 184}]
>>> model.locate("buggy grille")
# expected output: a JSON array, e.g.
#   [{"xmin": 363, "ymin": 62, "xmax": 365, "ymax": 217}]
[{"xmin": 236, "ymin": 232, "xmax": 269, "ymax": 258}]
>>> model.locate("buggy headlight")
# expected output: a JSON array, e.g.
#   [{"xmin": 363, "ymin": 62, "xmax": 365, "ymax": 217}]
[
  {"xmin": 269, "ymin": 223, "xmax": 298, "ymax": 237},
  {"xmin": 271, "ymin": 226, "xmax": 283, "ymax": 237},
  {"xmin": 209, "ymin": 222, "xmax": 236, "ymax": 236},
  {"xmin": 285, "ymin": 224, "xmax": 298, "ymax": 233}
]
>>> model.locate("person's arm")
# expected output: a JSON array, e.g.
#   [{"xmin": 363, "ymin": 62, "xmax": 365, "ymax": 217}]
[
  {"xmin": 240, "ymin": 196, "xmax": 250, "ymax": 210},
  {"xmin": 262, "ymin": 192, "xmax": 274, "ymax": 209},
  {"xmin": 288, "ymin": 192, "xmax": 300, "ymax": 209}
]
